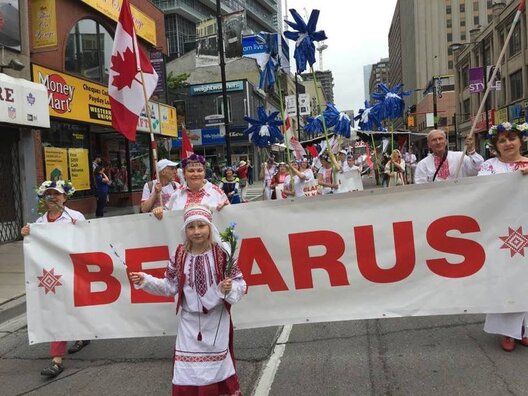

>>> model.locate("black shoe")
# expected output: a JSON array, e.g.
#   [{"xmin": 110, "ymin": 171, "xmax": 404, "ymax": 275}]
[
  {"xmin": 68, "ymin": 340, "xmax": 90, "ymax": 354},
  {"xmin": 41, "ymin": 362, "xmax": 64, "ymax": 378}
]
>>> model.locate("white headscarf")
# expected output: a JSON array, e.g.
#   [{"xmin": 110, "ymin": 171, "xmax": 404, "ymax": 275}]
[{"xmin": 180, "ymin": 205, "xmax": 229, "ymax": 253}]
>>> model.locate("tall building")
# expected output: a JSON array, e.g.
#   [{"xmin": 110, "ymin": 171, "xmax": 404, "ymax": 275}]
[
  {"xmin": 152, "ymin": 0, "xmax": 281, "ymax": 58},
  {"xmin": 363, "ymin": 64, "xmax": 373, "ymax": 103},
  {"xmin": 389, "ymin": 0, "xmax": 511, "ymax": 102},
  {"xmin": 301, "ymin": 70, "xmax": 335, "ymax": 104},
  {"xmin": 369, "ymin": 58, "xmax": 390, "ymax": 103}
]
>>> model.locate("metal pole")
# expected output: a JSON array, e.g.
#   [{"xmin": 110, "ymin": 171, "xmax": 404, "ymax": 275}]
[
  {"xmin": 217, "ymin": 0, "xmax": 232, "ymax": 166},
  {"xmin": 295, "ymin": 73, "xmax": 301, "ymax": 140},
  {"xmin": 432, "ymin": 76, "xmax": 438, "ymax": 129}
]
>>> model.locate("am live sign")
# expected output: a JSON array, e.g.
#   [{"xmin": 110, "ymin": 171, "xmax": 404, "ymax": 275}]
[{"xmin": 0, "ymin": 73, "xmax": 50, "ymax": 128}]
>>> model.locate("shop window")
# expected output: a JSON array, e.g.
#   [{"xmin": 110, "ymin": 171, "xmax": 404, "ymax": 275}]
[
  {"xmin": 510, "ymin": 70, "xmax": 523, "ymax": 101},
  {"xmin": 129, "ymin": 134, "xmax": 152, "ymax": 192},
  {"xmin": 216, "ymin": 96, "xmax": 232, "ymax": 122},
  {"xmin": 463, "ymin": 99, "xmax": 470, "ymax": 120},
  {"xmin": 41, "ymin": 122, "xmax": 92, "ymax": 197},
  {"xmin": 509, "ymin": 23, "xmax": 521, "ymax": 57},
  {"xmin": 65, "ymin": 19, "xmax": 113, "ymax": 84},
  {"xmin": 99, "ymin": 133, "xmax": 129, "ymax": 193}
]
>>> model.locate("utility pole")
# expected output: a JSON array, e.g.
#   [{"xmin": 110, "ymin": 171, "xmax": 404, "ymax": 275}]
[
  {"xmin": 295, "ymin": 73, "xmax": 301, "ymax": 140},
  {"xmin": 432, "ymin": 76, "xmax": 438, "ymax": 129},
  {"xmin": 217, "ymin": 0, "xmax": 232, "ymax": 166}
]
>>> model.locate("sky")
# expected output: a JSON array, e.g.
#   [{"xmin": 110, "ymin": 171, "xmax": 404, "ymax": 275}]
[{"xmin": 284, "ymin": 0, "xmax": 398, "ymax": 115}]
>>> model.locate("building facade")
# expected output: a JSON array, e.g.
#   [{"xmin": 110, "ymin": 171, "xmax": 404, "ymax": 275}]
[
  {"xmin": 454, "ymin": 0, "xmax": 528, "ymax": 155},
  {"xmin": 368, "ymin": 58, "xmax": 390, "ymax": 103},
  {"xmin": 153, "ymin": 0, "xmax": 280, "ymax": 58},
  {"xmin": 301, "ymin": 70, "xmax": 334, "ymax": 105},
  {"xmin": 27, "ymin": 0, "xmax": 173, "ymax": 220},
  {"xmin": 389, "ymin": 0, "xmax": 510, "ymax": 124}
]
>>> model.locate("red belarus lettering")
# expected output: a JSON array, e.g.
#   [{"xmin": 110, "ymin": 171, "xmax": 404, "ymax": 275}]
[
  {"xmin": 354, "ymin": 221, "xmax": 416, "ymax": 283},
  {"xmin": 70, "ymin": 252, "xmax": 120, "ymax": 307},
  {"xmin": 289, "ymin": 230, "xmax": 349, "ymax": 289},
  {"xmin": 126, "ymin": 246, "xmax": 173, "ymax": 303},
  {"xmin": 426, "ymin": 215, "xmax": 485, "ymax": 278},
  {"xmin": 238, "ymin": 238, "xmax": 288, "ymax": 291}
]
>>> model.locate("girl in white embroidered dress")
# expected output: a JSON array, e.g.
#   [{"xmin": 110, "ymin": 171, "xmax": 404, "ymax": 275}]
[{"xmin": 129, "ymin": 205, "xmax": 245, "ymax": 395}]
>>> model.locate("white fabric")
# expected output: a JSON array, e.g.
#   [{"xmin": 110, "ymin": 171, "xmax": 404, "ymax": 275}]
[
  {"xmin": 414, "ymin": 151, "xmax": 484, "ymax": 184},
  {"xmin": 35, "ymin": 207, "xmax": 85, "ymax": 224},
  {"xmin": 166, "ymin": 182, "xmax": 228, "ymax": 211},
  {"xmin": 141, "ymin": 180, "xmax": 179, "ymax": 210},
  {"xmin": 138, "ymin": 249, "xmax": 245, "ymax": 386},
  {"xmin": 317, "ymin": 167, "xmax": 335, "ymax": 195},
  {"xmin": 23, "ymin": 173, "xmax": 528, "ymax": 344},
  {"xmin": 283, "ymin": 175, "xmax": 305, "ymax": 198},
  {"xmin": 262, "ymin": 165, "xmax": 276, "ymax": 200},
  {"xmin": 479, "ymin": 157, "xmax": 528, "ymax": 339}
]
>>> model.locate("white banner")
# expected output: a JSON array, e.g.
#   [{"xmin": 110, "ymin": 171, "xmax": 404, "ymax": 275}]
[{"xmin": 24, "ymin": 173, "xmax": 528, "ymax": 344}]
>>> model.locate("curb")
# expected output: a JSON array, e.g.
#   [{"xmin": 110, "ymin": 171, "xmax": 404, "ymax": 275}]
[{"xmin": 0, "ymin": 295, "xmax": 26, "ymax": 325}]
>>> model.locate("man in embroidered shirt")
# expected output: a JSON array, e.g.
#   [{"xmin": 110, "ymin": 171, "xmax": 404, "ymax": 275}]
[{"xmin": 414, "ymin": 129, "xmax": 484, "ymax": 184}]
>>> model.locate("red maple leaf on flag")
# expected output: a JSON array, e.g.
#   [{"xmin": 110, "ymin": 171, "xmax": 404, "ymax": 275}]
[{"xmin": 110, "ymin": 48, "xmax": 138, "ymax": 90}]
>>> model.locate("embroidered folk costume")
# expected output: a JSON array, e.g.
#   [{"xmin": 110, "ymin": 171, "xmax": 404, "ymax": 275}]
[{"xmin": 134, "ymin": 205, "xmax": 246, "ymax": 394}]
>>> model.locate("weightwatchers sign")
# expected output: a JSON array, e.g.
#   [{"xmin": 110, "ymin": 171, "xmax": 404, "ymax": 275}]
[{"xmin": 24, "ymin": 173, "xmax": 528, "ymax": 343}]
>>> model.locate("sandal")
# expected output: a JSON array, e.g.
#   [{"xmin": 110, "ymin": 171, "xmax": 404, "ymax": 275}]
[
  {"xmin": 68, "ymin": 340, "xmax": 90, "ymax": 354},
  {"xmin": 41, "ymin": 362, "xmax": 64, "ymax": 378}
]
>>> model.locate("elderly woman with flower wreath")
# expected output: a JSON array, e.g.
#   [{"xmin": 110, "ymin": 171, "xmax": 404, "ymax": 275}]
[
  {"xmin": 153, "ymin": 154, "xmax": 229, "ymax": 220},
  {"xmin": 20, "ymin": 180, "xmax": 91, "ymax": 378},
  {"xmin": 479, "ymin": 122, "xmax": 528, "ymax": 352}
]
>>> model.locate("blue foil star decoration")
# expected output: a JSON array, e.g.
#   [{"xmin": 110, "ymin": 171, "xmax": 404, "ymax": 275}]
[
  {"xmin": 243, "ymin": 106, "xmax": 284, "ymax": 148},
  {"xmin": 323, "ymin": 103, "xmax": 351, "ymax": 138},
  {"xmin": 370, "ymin": 83, "xmax": 410, "ymax": 121},
  {"xmin": 303, "ymin": 114, "xmax": 324, "ymax": 135},
  {"xmin": 355, "ymin": 101, "xmax": 384, "ymax": 131},
  {"xmin": 256, "ymin": 32, "xmax": 280, "ymax": 92},
  {"xmin": 284, "ymin": 9, "xmax": 327, "ymax": 74}
]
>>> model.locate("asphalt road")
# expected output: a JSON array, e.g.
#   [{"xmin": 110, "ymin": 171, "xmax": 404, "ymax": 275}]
[{"xmin": 2, "ymin": 313, "xmax": 528, "ymax": 395}]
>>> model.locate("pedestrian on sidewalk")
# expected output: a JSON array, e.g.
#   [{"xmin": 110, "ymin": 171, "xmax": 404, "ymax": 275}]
[
  {"xmin": 220, "ymin": 167, "xmax": 241, "ymax": 204},
  {"xmin": 20, "ymin": 180, "xmax": 91, "ymax": 379},
  {"xmin": 247, "ymin": 159, "xmax": 254, "ymax": 185},
  {"xmin": 480, "ymin": 122, "xmax": 528, "ymax": 352},
  {"xmin": 94, "ymin": 165, "xmax": 112, "ymax": 217},
  {"xmin": 236, "ymin": 160, "xmax": 248, "ymax": 201},
  {"xmin": 129, "ymin": 205, "xmax": 246, "ymax": 395}
]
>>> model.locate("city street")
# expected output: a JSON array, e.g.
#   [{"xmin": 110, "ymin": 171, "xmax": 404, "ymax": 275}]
[{"xmin": 3, "ymin": 312, "xmax": 528, "ymax": 395}]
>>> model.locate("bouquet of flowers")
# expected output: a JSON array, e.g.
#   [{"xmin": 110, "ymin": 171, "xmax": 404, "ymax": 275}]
[{"xmin": 219, "ymin": 221, "xmax": 240, "ymax": 278}]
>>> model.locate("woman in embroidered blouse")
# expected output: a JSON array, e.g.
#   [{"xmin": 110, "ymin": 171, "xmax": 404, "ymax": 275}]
[
  {"xmin": 270, "ymin": 162, "xmax": 289, "ymax": 199},
  {"xmin": 153, "ymin": 154, "xmax": 229, "ymax": 220},
  {"xmin": 21, "ymin": 180, "xmax": 90, "ymax": 378},
  {"xmin": 129, "ymin": 205, "xmax": 246, "ymax": 395},
  {"xmin": 480, "ymin": 122, "xmax": 528, "ymax": 352}
]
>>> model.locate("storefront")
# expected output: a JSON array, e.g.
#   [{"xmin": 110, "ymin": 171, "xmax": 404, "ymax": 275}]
[
  {"xmin": 0, "ymin": 73, "xmax": 50, "ymax": 242},
  {"xmin": 32, "ymin": 64, "xmax": 177, "ymax": 215}
]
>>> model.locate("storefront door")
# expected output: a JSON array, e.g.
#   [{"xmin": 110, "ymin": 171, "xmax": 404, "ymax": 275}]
[{"xmin": 0, "ymin": 129, "xmax": 23, "ymax": 242}]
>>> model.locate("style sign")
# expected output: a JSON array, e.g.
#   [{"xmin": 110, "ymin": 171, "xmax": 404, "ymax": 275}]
[{"xmin": 469, "ymin": 67, "xmax": 484, "ymax": 94}]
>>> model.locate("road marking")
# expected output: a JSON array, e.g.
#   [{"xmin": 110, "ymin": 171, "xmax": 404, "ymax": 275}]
[{"xmin": 253, "ymin": 324, "xmax": 293, "ymax": 396}]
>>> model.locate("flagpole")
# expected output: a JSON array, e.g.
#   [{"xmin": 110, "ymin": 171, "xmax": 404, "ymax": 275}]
[
  {"xmin": 454, "ymin": 0, "xmax": 525, "ymax": 178},
  {"xmin": 139, "ymin": 70, "xmax": 163, "ymax": 208}
]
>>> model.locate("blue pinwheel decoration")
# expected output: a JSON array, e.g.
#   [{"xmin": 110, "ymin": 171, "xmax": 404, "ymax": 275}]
[
  {"xmin": 355, "ymin": 101, "xmax": 384, "ymax": 131},
  {"xmin": 284, "ymin": 9, "xmax": 327, "ymax": 74},
  {"xmin": 303, "ymin": 114, "xmax": 324, "ymax": 135},
  {"xmin": 243, "ymin": 106, "xmax": 284, "ymax": 148},
  {"xmin": 370, "ymin": 83, "xmax": 410, "ymax": 121},
  {"xmin": 323, "ymin": 103, "xmax": 352, "ymax": 138},
  {"xmin": 256, "ymin": 32, "xmax": 280, "ymax": 92}
]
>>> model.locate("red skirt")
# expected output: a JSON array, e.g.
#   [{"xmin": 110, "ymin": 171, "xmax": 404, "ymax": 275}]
[{"xmin": 172, "ymin": 374, "xmax": 241, "ymax": 396}]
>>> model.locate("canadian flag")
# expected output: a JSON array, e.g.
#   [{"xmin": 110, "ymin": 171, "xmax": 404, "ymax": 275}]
[
  {"xmin": 283, "ymin": 113, "xmax": 306, "ymax": 160},
  {"xmin": 181, "ymin": 124, "xmax": 194, "ymax": 160},
  {"xmin": 108, "ymin": 0, "xmax": 158, "ymax": 141}
]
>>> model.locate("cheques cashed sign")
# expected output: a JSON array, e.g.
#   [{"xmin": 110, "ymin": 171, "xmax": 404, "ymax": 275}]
[{"xmin": 24, "ymin": 173, "xmax": 528, "ymax": 344}]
